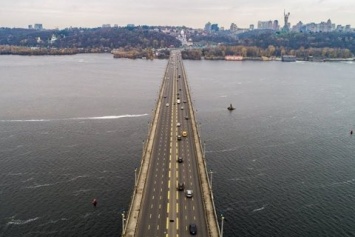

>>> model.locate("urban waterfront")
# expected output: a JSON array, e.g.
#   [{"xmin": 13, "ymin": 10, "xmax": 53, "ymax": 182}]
[{"xmin": 0, "ymin": 54, "xmax": 355, "ymax": 236}]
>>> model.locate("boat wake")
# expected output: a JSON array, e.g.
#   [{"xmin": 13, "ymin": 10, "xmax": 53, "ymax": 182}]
[
  {"xmin": 7, "ymin": 217, "xmax": 40, "ymax": 226},
  {"xmin": 0, "ymin": 114, "xmax": 148, "ymax": 122},
  {"xmin": 252, "ymin": 204, "xmax": 267, "ymax": 212}
]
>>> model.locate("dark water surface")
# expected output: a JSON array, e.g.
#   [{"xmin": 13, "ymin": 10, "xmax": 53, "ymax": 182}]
[{"xmin": 1, "ymin": 54, "xmax": 355, "ymax": 236}]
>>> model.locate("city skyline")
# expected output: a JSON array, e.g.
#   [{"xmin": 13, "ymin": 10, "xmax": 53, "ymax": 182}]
[{"xmin": 1, "ymin": 0, "xmax": 354, "ymax": 29}]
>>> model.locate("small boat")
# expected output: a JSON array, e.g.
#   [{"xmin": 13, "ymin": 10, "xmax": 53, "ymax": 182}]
[{"xmin": 227, "ymin": 104, "xmax": 235, "ymax": 111}]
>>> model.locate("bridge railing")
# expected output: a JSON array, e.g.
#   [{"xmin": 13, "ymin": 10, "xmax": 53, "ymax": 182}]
[
  {"xmin": 180, "ymin": 57, "xmax": 221, "ymax": 237},
  {"xmin": 123, "ymin": 59, "xmax": 170, "ymax": 236}
]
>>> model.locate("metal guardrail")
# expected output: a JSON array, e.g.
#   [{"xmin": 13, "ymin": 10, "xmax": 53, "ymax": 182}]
[
  {"xmin": 122, "ymin": 60, "xmax": 170, "ymax": 236},
  {"xmin": 180, "ymin": 59, "xmax": 221, "ymax": 237}
]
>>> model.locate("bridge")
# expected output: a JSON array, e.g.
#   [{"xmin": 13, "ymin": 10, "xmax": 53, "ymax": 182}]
[{"xmin": 122, "ymin": 51, "xmax": 220, "ymax": 237}]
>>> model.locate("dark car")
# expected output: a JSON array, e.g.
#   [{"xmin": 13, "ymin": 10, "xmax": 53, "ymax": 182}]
[
  {"xmin": 177, "ymin": 135, "xmax": 182, "ymax": 141},
  {"xmin": 178, "ymin": 182, "xmax": 185, "ymax": 191},
  {"xmin": 189, "ymin": 224, "xmax": 197, "ymax": 235},
  {"xmin": 178, "ymin": 157, "xmax": 183, "ymax": 163},
  {"xmin": 185, "ymin": 116, "xmax": 189, "ymax": 120}
]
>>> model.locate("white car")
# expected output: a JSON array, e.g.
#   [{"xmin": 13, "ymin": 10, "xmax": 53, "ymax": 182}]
[
  {"xmin": 186, "ymin": 190, "xmax": 193, "ymax": 198},
  {"xmin": 166, "ymin": 103, "xmax": 169, "ymax": 107},
  {"xmin": 177, "ymin": 123, "xmax": 181, "ymax": 127}
]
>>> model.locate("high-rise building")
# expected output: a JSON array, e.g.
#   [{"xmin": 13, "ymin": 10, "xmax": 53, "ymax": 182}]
[
  {"xmin": 258, "ymin": 20, "xmax": 273, "ymax": 29},
  {"xmin": 273, "ymin": 20, "xmax": 279, "ymax": 30},
  {"xmin": 230, "ymin": 23, "xmax": 238, "ymax": 32},
  {"xmin": 34, "ymin": 24, "xmax": 43, "ymax": 30},
  {"xmin": 204, "ymin": 22, "xmax": 211, "ymax": 32}
]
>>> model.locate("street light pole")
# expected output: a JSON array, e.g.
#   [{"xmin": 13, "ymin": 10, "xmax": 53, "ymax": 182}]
[
  {"xmin": 220, "ymin": 214, "xmax": 225, "ymax": 237},
  {"xmin": 122, "ymin": 211, "xmax": 126, "ymax": 236},
  {"xmin": 209, "ymin": 169, "xmax": 214, "ymax": 189},
  {"xmin": 134, "ymin": 168, "xmax": 137, "ymax": 187},
  {"xmin": 203, "ymin": 141, "xmax": 206, "ymax": 158}
]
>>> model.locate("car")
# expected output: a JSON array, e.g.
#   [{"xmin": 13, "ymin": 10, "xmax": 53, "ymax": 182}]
[
  {"xmin": 185, "ymin": 116, "xmax": 189, "ymax": 120},
  {"xmin": 189, "ymin": 224, "xmax": 197, "ymax": 235},
  {"xmin": 179, "ymin": 88, "xmax": 182, "ymax": 91},
  {"xmin": 181, "ymin": 106, "xmax": 184, "ymax": 110},
  {"xmin": 178, "ymin": 74, "xmax": 181, "ymax": 78},
  {"xmin": 177, "ymin": 122, "xmax": 181, "ymax": 127},
  {"xmin": 177, "ymin": 135, "xmax": 181, "ymax": 141},
  {"xmin": 178, "ymin": 157, "xmax": 183, "ymax": 163},
  {"xmin": 183, "ymin": 100, "xmax": 187, "ymax": 103},
  {"xmin": 163, "ymin": 95, "xmax": 167, "ymax": 98},
  {"xmin": 186, "ymin": 190, "xmax": 193, "ymax": 198},
  {"xmin": 182, "ymin": 131, "xmax": 187, "ymax": 137},
  {"xmin": 178, "ymin": 183, "xmax": 185, "ymax": 191},
  {"xmin": 166, "ymin": 103, "xmax": 169, "ymax": 107}
]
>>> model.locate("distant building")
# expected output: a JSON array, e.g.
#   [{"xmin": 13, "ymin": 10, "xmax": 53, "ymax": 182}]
[
  {"xmin": 258, "ymin": 20, "xmax": 273, "ymax": 30},
  {"xmin": 114, "ymin": 24, "xmax": 119, "ymax": 28},
  {"xmin": 273, "ymin": 20, "xmax": 280, "ymax": 30},
  {"xmin": 249, "ymin": 24, "xmax": 255, "ymax": 30},
  {"xmin": 292, "ymin": 21, "xmax": 304, "ymax": 32},
  {"xmin": 34, "ymin": 24, "xmax": 43, "ymax": 30},
  {"xmin": 293, "ymin": 19, "xmax": 343, "ymax": 33},
  {"xmin": 28, "ymin": 25, "xmax": 33, "ymax": 29},
  {"xmin": 50, "ymin": 34, "xmax": 57, "ymax": 44},
  {"xmin": 230, "ymin": 23, "xmax": 238, "ymax": 32},
  {"xmin": 204, "ymin": 22, "xmax": 211, "ymax": 32},
  {"xmin": 225, "ymin": 55, "xmax": 243, "ymax": 61},
  {"xmin": 102, "ymin": 24, "xmax": 111, "ymax": 28},
  {"xmin": 127, "ymin": 24, "xmax": 135, "ymax": 28}
]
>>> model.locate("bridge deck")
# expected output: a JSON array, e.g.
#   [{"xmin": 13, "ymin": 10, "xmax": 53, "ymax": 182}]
[{"xmin": 123, "ymin": 51, "xmax": 219, "ymax": 237}]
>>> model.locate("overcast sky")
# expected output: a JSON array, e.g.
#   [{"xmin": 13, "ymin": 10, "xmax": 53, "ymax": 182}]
[{"xmin": 1, "ymin": 0, "xmax": 354, "ymax": 29}]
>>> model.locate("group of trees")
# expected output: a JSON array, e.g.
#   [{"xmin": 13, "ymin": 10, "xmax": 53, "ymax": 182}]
[
  {"xmin": 0, "ymin": 45, "xmax": 78, "ymax": 55},
  {"xmin": 202, "ymin": 44, "xmax": 352, "ymax": 59},
  {"xmin": 1, "ymin": 26, "xmax": 354, "ymax": 59},
  {"xmin": 189, "ymin": 30, "xmax": 355, "ymax": 59},
  {"xmin": 0, "ymin": 27, "xmax": 181, "ymax": 54}
]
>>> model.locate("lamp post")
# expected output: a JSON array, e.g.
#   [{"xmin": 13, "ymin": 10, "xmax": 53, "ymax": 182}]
[
  {"xmin": 134, "ymin": 168, "xmax": 138, "ymax": 187},
  {"xmin": 220, "ymin": 214, "xmax": 225, "ymax": 237},
  {"xmin": 203, "ymin": 141, "xmax": 206, "ymax": 159},
  {"xmin": 142, "ymin": 140, "xmax": 145, "ymax": 155},
  {"xmin": 121, "ymin": 211, "xmax": 126, "ymax": 236},
  {"xmin": 209, "ymin": 169, "xmax": 214, "ymax": 190}
]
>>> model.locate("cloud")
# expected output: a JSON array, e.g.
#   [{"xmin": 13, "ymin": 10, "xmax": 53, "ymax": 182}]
[{"xmin": 0, "ymin": 0, "xmax": 354, "ymax": 29}]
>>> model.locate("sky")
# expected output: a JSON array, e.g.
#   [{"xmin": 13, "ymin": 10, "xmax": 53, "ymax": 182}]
[{"xmin": 1, "ymin": 0, "xmax": 354, "ymax": 29}]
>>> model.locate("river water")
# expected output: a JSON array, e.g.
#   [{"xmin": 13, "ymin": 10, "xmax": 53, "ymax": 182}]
[{"xmin": 0, "ymin": 54, "xmax": 354, "ymax": 236}]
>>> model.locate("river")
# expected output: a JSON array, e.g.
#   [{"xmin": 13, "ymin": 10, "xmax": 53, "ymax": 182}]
[{"xmin": 0, "ymin": 54, "xmax": 354, "ymax": 236}]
